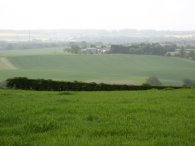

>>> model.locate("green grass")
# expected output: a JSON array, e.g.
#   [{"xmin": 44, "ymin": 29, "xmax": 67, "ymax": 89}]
[
  {"xmin": 0, "ymin": 47, "xmax": 65, "ymax": 57},
  {"xmin": 1, "ymin": 54, "xmax": 195, "ymax": 85},
  {"xmin": 0, "ymin": 89, "xmax": 194, "ymax": 146}
]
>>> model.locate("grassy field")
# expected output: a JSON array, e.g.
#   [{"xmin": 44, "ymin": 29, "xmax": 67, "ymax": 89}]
[
  {"xmin": 0, "ymin": 52, "xmax": 195, "ymax": 85},
  {"xmin": 0, "ymin": 47, "xmax": 65, "ymax": 57},
  {"xmin": 0, "ymin": 89, "xmax": 194, "ymax": 146}
]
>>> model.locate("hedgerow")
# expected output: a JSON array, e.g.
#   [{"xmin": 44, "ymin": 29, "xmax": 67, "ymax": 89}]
[{"xmin": 6, "ymin": 77, "xmax": 181, "ymax": 91}]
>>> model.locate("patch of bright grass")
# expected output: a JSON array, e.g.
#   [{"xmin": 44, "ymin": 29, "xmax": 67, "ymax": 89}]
[{"xmin": 0, "ymin": 89, "xmax": 194, "ymax": 145}]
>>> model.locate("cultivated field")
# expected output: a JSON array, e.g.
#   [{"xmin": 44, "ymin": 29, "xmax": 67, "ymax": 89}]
[
  {"xmin": 0, "ymin": 57, "xmax": 17, "ymax": 70},
  {"xmin": 0, "ymin": 89, "xmax": 194, "ymax": 146},
  {"xmin": 0, "ymin": 50, "xmax": 195, "ymax": 85}
]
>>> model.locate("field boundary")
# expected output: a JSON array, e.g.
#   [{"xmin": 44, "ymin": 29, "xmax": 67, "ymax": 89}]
[
  {"xmin": 0, "ymin": 57, "xmax": 17, "ymax": 70},
  {"xmin": 6, "ymin": 77, "xmax": 182, "ymax": 91}
]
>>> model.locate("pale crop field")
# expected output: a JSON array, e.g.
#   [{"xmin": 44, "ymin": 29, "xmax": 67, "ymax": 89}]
[{"xmin": 0, "ymin": 54, "xmax": 195, "ymax": 85}]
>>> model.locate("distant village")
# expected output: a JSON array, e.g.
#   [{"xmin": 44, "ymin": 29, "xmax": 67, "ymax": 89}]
[{"xmin": 80, "ymin": 47, "xmax": 109, "ymax": 55}]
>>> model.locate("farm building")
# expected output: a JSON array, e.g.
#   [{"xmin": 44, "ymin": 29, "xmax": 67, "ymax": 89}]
[
  {"xmin": 80, "ymin": 48, "xmax": 97, "ymax": 54},
  {"xmin": 80, "ymin": 48, "xmax": 109, "ymax": 55}
]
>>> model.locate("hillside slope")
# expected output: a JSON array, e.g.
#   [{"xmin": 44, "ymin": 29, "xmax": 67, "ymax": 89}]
[{"xmin": 0, "ymin": 54, "xmax": 195, "ymax": 85}]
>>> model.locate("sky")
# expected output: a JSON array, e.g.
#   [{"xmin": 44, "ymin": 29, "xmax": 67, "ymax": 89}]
[{"xmin": 0, "ymin": 0, "xmax": 195, "ymax": 30}]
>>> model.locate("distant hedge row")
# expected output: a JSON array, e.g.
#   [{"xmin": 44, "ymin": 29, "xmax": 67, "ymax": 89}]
[{"xmin": 6, "ymin": 77, "xmax": 181, "ymax": 91}]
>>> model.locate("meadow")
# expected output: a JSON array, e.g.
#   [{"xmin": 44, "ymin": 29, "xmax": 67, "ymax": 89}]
[
  {"xmin": 0, "ymin": 89, "xmax": 194, "ymax": 146},
  {"xmin": 0, "ymin": 48, "xmax": 195, "ymax": 85}
]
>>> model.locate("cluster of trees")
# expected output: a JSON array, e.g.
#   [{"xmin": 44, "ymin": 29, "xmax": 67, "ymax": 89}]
[
  {"xmin": 144, "ymin": 76, "xmax": 195, "ymax": 87},
  {"xmin": 66, "ymin": 45, "xmax": 81, "ymax": 54},
  {"xmin": 177, "ymin": 44, "xmax": 195, "ymax": 50},
  {"xmin": 6, "ymin": 77, "xmax": 180, "ymax": 91},
  {"xmin": 109, "ymin": 43, "xmax": 176, "ymax": 56},
  {"xmin": 65, "ymin": 42, "xmax": 108, "ymax": 54},
  {"xmin": 172, "ymin": 49, "xmax": 195, "ymax": 60},
  {"xmin": 144, "ymin": 76, "xmax": 162, "ymax": 86},
  {"xmin": 183, "ymin": 79, "xmax": 195, "ymax": 87}
]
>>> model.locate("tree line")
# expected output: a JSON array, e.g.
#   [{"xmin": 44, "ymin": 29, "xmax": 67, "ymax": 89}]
[
  {"xmin": 110, "ymin": 43, "xmax": 177, "ymax": 56},
  {"xmin": 144, "ymin": 76, "xmax": 195, "ymax": 87},
  {"xmin": 171, "ymin": 48, "xmax": 195, "ymax": 60},
  {"xmin": 109, "ymin": 43, "xmax": 177, "ymax": 56},
  {"xmin": 6, "ymin": 77, "xmax": 182, "ymax": 91}
]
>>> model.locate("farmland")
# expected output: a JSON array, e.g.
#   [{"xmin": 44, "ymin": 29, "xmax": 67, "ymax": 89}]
[
  {"xmin": 1, "ymin": 48, "xmax": 195, "ymax": 85},
  {"xmin": 0, "ymin": 89, "xmax": 194, "ymax": 146}
]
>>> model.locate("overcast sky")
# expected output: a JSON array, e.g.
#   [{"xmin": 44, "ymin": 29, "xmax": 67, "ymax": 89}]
[{"xmin": 0, "ymin": 0, "xmax": 195, "ymax": 30}]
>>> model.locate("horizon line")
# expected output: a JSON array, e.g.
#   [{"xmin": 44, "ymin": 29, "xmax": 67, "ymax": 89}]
[{"xmin": 0, "ymin": 28, "xmax": 195, "ymax": 32}]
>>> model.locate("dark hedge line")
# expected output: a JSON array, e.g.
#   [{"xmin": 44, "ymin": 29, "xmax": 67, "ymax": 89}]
[{"xmin": 6, "ymin": 77, "xmax": 181, "ymax": 91}]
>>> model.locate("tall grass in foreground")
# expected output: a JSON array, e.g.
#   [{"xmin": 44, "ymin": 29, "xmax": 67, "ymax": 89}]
[{"xmin": 0, "ymin": 89, "xmax": 194, "ymax": 146}]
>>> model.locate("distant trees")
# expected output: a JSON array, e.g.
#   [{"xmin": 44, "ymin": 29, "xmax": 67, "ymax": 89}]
[
  {"xmin": 110, "ymin": 45, "xmax": 129, "ymax": 54},
  {"xmin": 109, "ymin": 43, "xmax": 195, "ymax": 61},
  {"xmin": 109, "ymin": 43, "xmax": 176, "ymax": 56},
  {"xmin": 66, "ymin": 45, "xmax": 81, "ymax": 54},
  {"xmin": 179, "ymin": 48, "xmax": 186, "ymax": 57},
  {"xmin": 129, "ymin": 43, "xmax": 168, "ymax": 55},
  {"xmin": 174, "ymin": 48, "xmax": 195, "ymax": 60},
  {"xmin": 90, "ymin": 44, "xmax": 97, "ymax": 48},
  {"xmin": 164, "ymin": 43, "xmax": 177, "ymax": 52},
  {"xmin": 189, "ymin": 51, "xmax": 195, "ymax": 60},
  {"xmin": 178, "ymin": 44, "xmax": 195, "ymax": 50},
  {"xmin": 183, "ymin": 79, "xmax": 195, "ymax": 87},
  {"xmin": 145, "ymin": 76, "xmax": 162, "ymax": 86},
  {"xmin": 71, "ymin": 45, "xmax": 81, "ymax": 53}
]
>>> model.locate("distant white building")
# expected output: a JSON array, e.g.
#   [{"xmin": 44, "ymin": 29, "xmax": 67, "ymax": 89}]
[
  {"xmin": 80, "ymin": 48, "xmax": 97, "ymax": 54},
  {"xmin": 80, "ymin": 47, "xmax": 109, "ymax": 55}
]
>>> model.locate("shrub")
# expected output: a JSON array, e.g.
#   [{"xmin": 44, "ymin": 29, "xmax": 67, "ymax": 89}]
[
  {"xmin": 183, "ymin": 79, "xmax": 195, "ymax": 87},
  {"xmin": 6, "ymin": 77, "xmax": 180, "ymax": 91},
  {"xmin": 145, "ymin": 76, "xmax": 162, "ymax": 86}
]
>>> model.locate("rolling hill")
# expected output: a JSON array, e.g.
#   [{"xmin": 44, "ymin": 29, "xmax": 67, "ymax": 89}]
[{"xmin": 1, "ymin": 54, "xmax": 195, "ymax": 86}]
